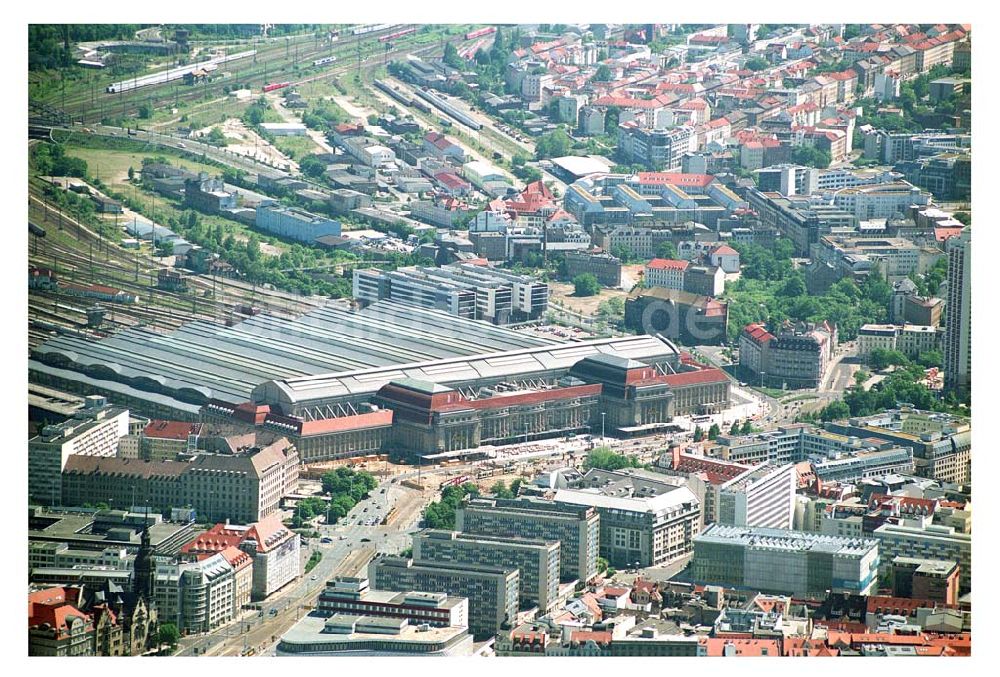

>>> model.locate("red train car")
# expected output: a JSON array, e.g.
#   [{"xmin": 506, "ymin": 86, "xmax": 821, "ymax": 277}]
[
  {"xmin": 464, "ymin": 26, "xmax": 496, "ymax": 41},
  {"xmin": 379, "ymin": 27, "xmax": 416, "ymax": 43},
  {"xmin": 263, "ymin": 82, "xmax": 291, "ymax": 93}
]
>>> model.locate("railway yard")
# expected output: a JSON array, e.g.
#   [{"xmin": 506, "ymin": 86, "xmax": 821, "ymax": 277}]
[{"xmin": 28, "ymin": 23, "xmax": 495, "ymax": 352}]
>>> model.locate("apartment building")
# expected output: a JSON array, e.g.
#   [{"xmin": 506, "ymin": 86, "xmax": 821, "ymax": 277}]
[
  {"xmin": 457, "ymin": 497, "xmax": 600, "ymax": 584},
  {"xmin": 413, "ymin": 530, "xmax": 561, "ymax": 612}
]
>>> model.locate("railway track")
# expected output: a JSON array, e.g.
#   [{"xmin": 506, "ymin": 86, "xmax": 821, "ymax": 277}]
[{"xmin": 36, "ymin": 25, "xmax": 424, "ymax": 125}]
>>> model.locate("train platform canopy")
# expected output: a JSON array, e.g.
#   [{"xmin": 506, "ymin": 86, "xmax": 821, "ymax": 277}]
[
  {"xmin": 30, "ymin": 301, "xmax": 556, "ymax": 410},
  {"xmin": 254, "ymin": 333, "xmax": 681, "ymax": 418}
]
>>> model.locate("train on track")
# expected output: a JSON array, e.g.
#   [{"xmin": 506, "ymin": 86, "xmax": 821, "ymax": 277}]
[
  {"xmin": 312, "ymin": 56, "xmax": 337, "ymax": 67},
  {"xmin": 464, "ymin": 26, "xmax": 497, "ymax": 41},
  {"xmin": 263, "ymin": 81, "xmax": 291, "ymax": 93},
  {"xmin": 411, "ymin": 88, "xmax": 482, "ymax": 130},
  {"xmin": 352, "ymin": 24, "xmax": 397, "ymax": 36},
  {"xmin": 106, "ymin": 50, "xmax": 256, "ymax": 94},
  {"xmin": 379, "ymin": 27, "xmax": 416, "ymax": 43}
]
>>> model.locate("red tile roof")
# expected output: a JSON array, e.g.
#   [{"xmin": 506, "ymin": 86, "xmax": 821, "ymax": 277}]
[
  {"xmin": 709, "ymin": 244, "xmax": 739, "ymax": 257},
  {"xmin": 244, "ymin": 513, "xmax": 294, "ymax": 553},
  {"xmin": 143, "ymin": 420, "xmax": 203, "ymax": 440},
  {"xmin": 742, "ymin": 323, "xmax": 775, "ymax": 345},
  {"xmin": 569, "ymin": 630, "xmax": 612, "ymax": 645},
  {"xmin": 657, "ymin": 368, "xmax": 729, "ymax": 388},
  {"xmin": 646, "ymin": 258, "xmax": 690, "ymax": 271},
  {"xmin": 297, "ymin": 409, "xmax": 394, "ymax": 436}
]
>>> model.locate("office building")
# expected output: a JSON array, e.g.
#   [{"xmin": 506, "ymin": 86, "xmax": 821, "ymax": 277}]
[
  {"xmin": 873, "ymin": 523, "xmax": 971, "ymax": 593},
  {"xmin": 368, "ymin": 556, "xmax": 518, "ymax": 639},
  {"xmin": 154, "ymin": 551, "xmax": 235, "ymax": 634},
  {"xmin": 554, "ymin": 468, "xmax": 701, "ymax": 568},
  {"xmin": 692, "ymin": 525, "xmax": 880, "ymax": 597},
  {"xmin": 824, "ymin": 409, "xmax": 970, "ymax": 484},
  {"xmin": 943, "ymin": 228, "xmax": 971, "ymax": 396},
  {"xmin": 413, "ymin": 531, "xmax": 560, "ymax": 612},
  {"xmin": 61, "ymin": 438, "xmax": 300, "ymax": 524},
  {"xmin": 29, "ymin": 397, "xmax": 130, "ymax": 506},
  {"xmin": 316, "ymin": 577, "xmax": 468, "ymax": 629},
  {"xmin": 717, "ymin": 464, "xmax": 797, "ymax": 530},
  {"xmin": 891, "ymin": 557, "xmax": 960, "ymax": 606},
  {"xmin": 255, "ymin": 204, "xmax": 341, "ymax": 243},
  {"xmin": 739, "ymin": 322, "xmax": 837, "ymax": 389},
  {"xmin": 617, "ymin": 123, "xmax": 694, "ymax": 171},
  {"xmin": 458, "ymin": 497, "xmax": 600, "ymax": 584}
]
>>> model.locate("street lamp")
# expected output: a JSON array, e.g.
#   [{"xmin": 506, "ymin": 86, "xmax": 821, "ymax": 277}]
[{"xmin": 600, "ymin": 412, "xmax": 606, "ymax": 442}]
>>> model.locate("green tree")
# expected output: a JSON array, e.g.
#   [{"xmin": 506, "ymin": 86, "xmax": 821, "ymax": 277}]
[
  {"xmin": 156, "ymin": 240, "xmax": 174, "ymax": 257},
  {"xmin": 157, "ymin": 623, "xmax": 180, "ymax": 649},
  {"xmin": 584, "ymin": 447, "xmax": 641, "ymax": 471},
  {"xmin": 655, "ymin": 241, "xmax": 678, "ymax": 259},
  {"xmin": 791, "ymin": 145, "xmax": 831, "ymax": 169},
  {"xmin": 693, "ymin": 426, "xmax": 704, "ymax": 442},
  {"xmin": 300, "ymin": 155, "xmax": 328, "ymax": 179},
  {"xmin": 127, "ymin": 166, "xmax": 135, "ymax": 182},
  {"xmin": 868, "ymin": 347, "xmax": 909, "ymax": 370},
  {"xmin": 593, "ymin": 64, "xmax": 613, "ymax": 82},
  {"xmin": 745, "ymin": 56, "xmax": 770, "ymax": 71},
  {"xmin": 729, "ymin": 422, "xmax": 740, "ymax": 436},
  {"xmin": 740, "ymin": 419, "xmax": 753, "ymax": 435},
  {"xmin": 491, "ymin": 480, "xmax": 515, "ymax": 499},
  {"xmin": 535, "ymin": 128, "xmax": 572, "ymax": 160},
  {"xmin": 819, "ymin": 400, "xmax": 851, "ymax": 421},
  {"xmin": 573, "ymin": 273, "xmax": 601, "ymax": 297},
  {"xmin": 708, "ymin": 423, "xmax": 721, "ymax": 440}
]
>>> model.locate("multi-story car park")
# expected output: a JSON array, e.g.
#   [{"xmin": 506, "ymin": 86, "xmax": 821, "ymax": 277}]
[{"xmin": 353, "ymin": 263, "xmax": 548, "ymax": 324}]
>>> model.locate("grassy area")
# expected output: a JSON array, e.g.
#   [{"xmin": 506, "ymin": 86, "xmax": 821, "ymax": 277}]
[
  {"xmin": 64, "ymin": 146, "xmax": 224, "ymax": 185},
  {"xmin": 271, "ymin": 134, "xmax": 321, "ymax": 161},
  {"xmin": 752, "ymin": 386, "xmax": 788, "ymax": 399},
  {"xmin": 781, "ymin": 394, "xmax": 819, "ymax": 403},
  {"xmin": 305, "ymin": 551, "xmax": 323, "ymax": 574}
]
